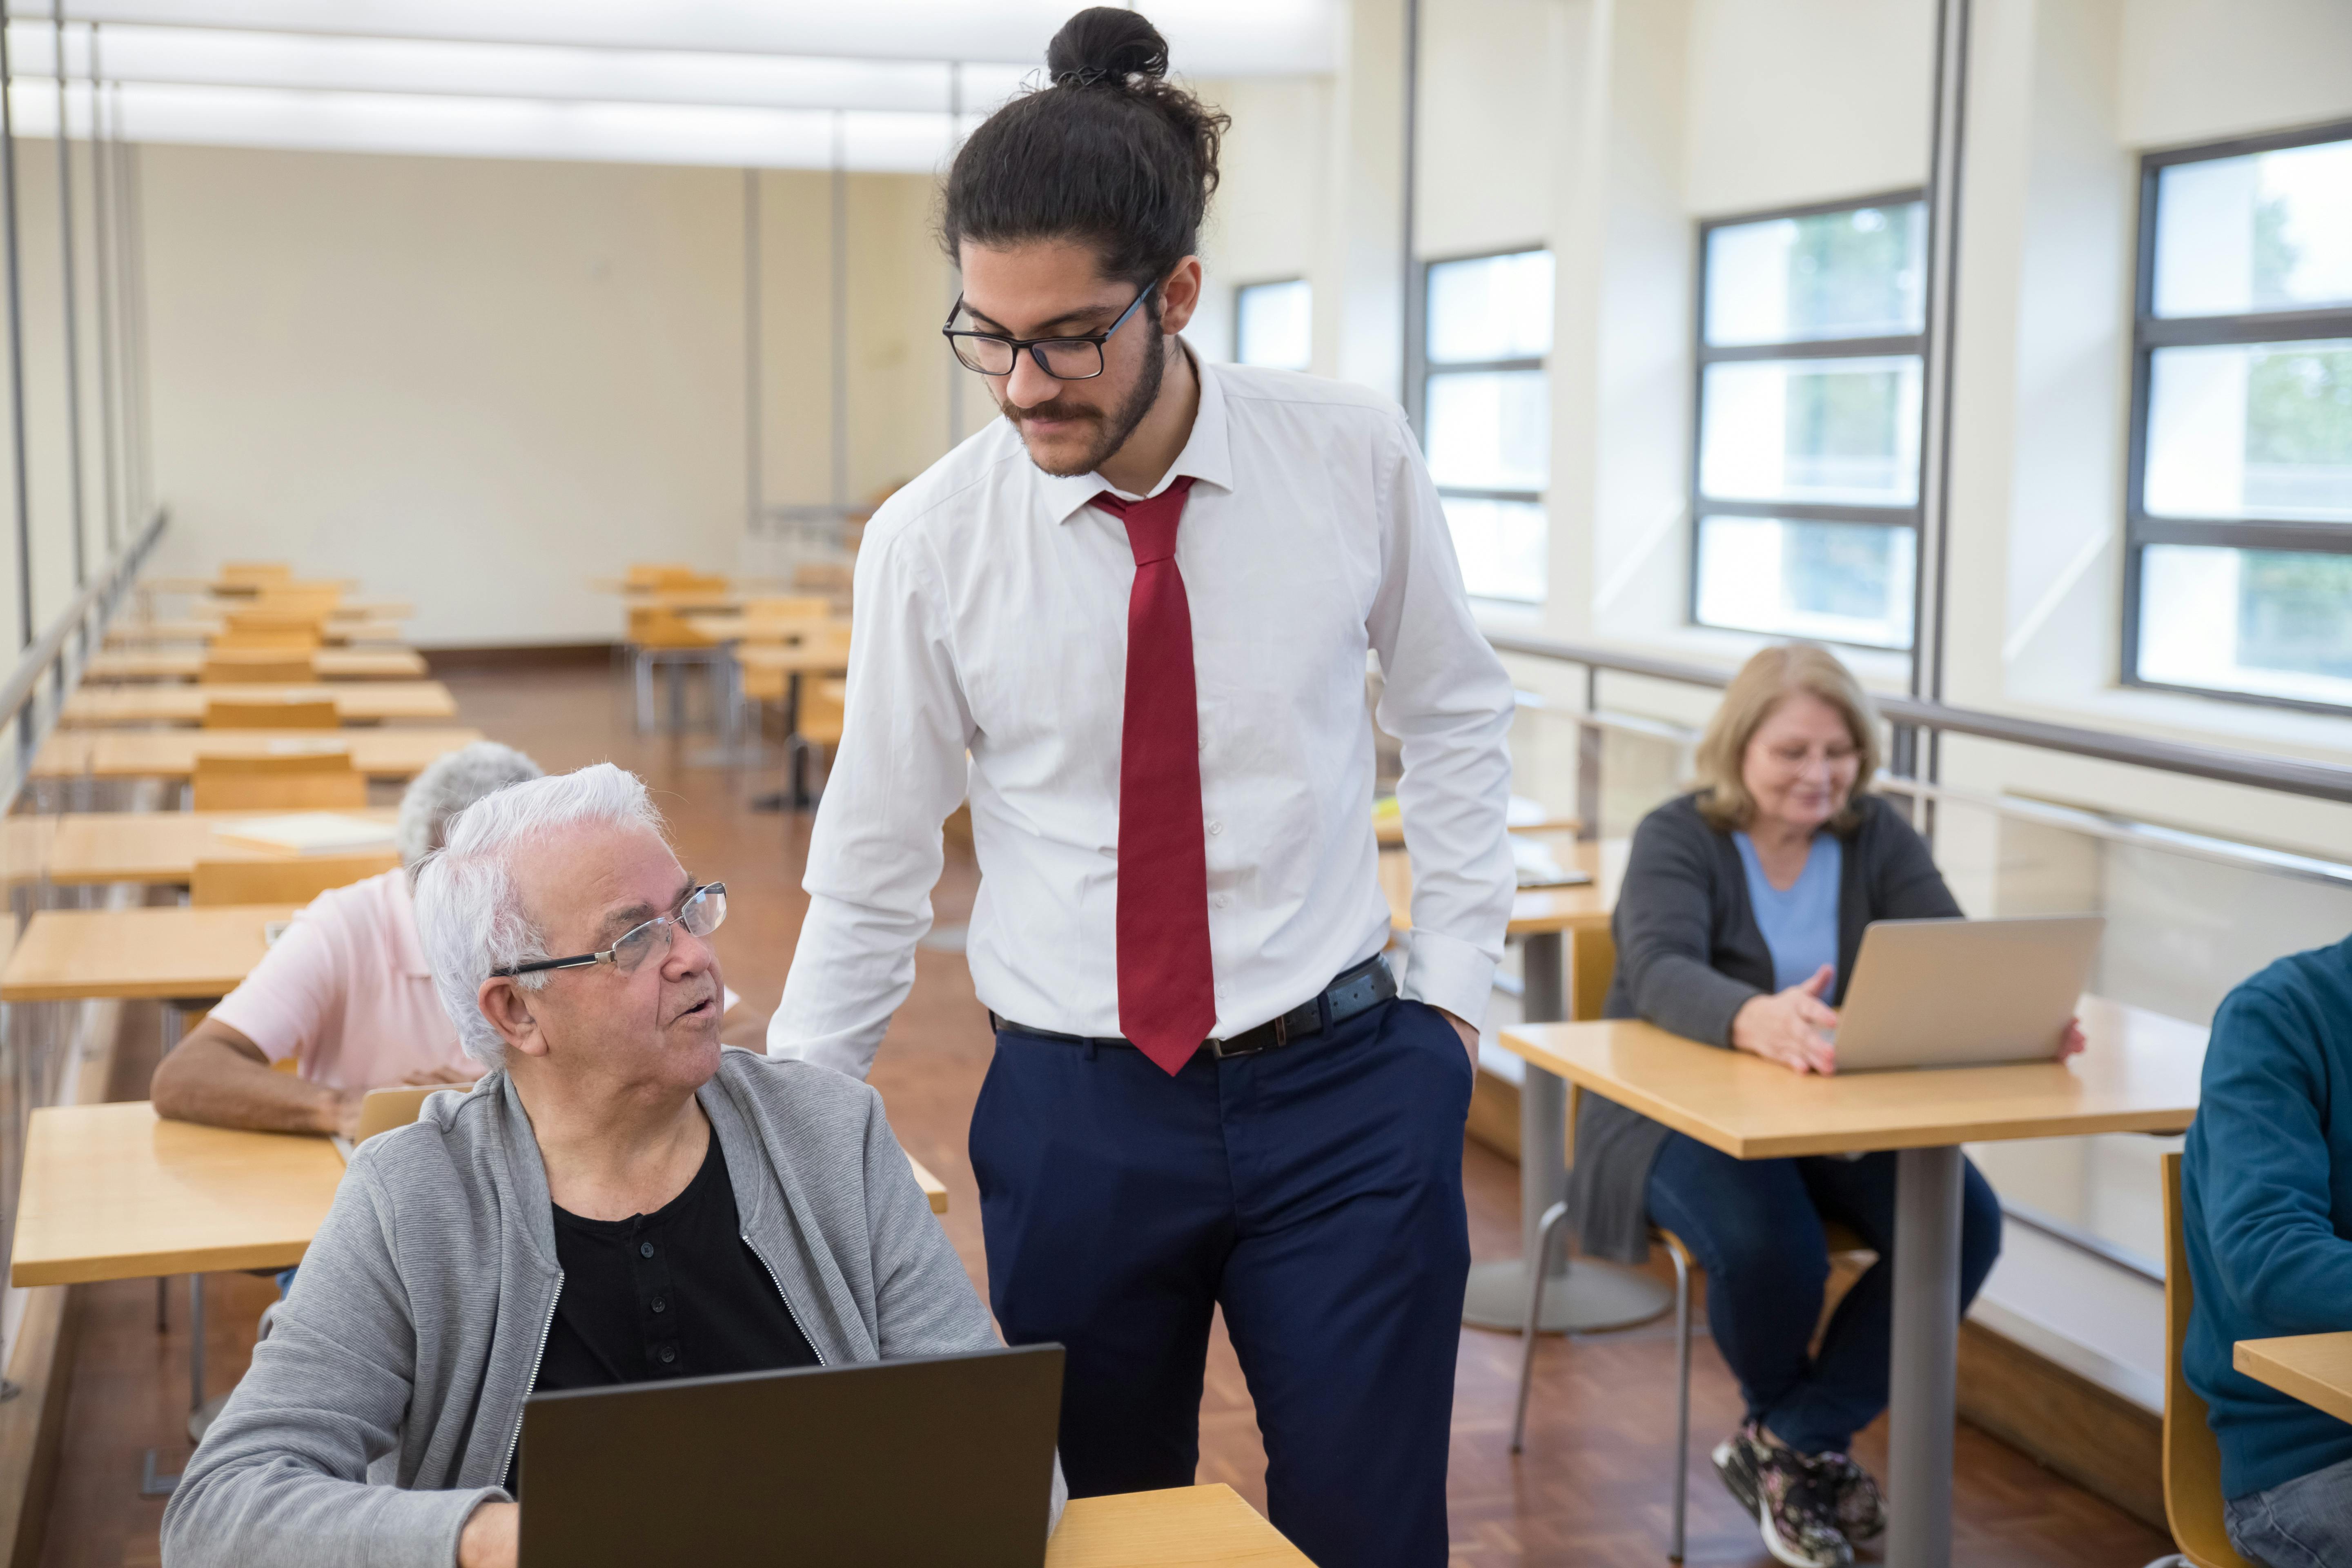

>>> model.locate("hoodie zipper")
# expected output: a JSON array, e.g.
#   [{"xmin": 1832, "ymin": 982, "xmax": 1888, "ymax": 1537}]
[
  {"xmin": 501, "ymin": 1275, "xmax": 563, "ymax": 1491},
  {"xmin": 742, "ymin": 1233, "xmax": 826, "ymax": 1368}
]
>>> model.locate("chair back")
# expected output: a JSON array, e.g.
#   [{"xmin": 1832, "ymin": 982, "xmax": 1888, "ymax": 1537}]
[
  {"xmin": 218, "ymin": 562, "xmax": 293, "ymax": 590},
  {"xmin": 203, "ymin": 697, "xmax": 340, "ymax": 731},
  {"xmin": 201, "ymin": 655, "xmax": 316, "ymax": 684},
  {"xmin": 798, "ymin": 677, "xmax": 849, "ymax": 746},
  {"xmin": 251, "ymin": 588, "xmax": 342, "ymax": 618},
  {"xmin": 191, "ymin": 750, "xmax": 368, "ymax": 811},
  {"xmin": 2162, "ymin": 1151, "xmax": 2258, "ymax": 1568},
  {"xmin": 191, "ymin": 850, "xmax": 399, "ymax": 907},
  {"xmin": 212, "ymin": 628, "xmax": 322, "ymax": 654},
  {"xmin": 353, "ymin": 1085, "xmax": 440, "ymax": 1145},
  {"xmin": 627, "ymin": 606, "xmax": 717, "ymax": 650},
  {"xmin": 225, "ymin": 609, "xmax": 329, "ymax": 636}
]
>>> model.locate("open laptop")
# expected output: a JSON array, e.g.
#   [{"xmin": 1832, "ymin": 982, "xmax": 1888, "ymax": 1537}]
[
  {"xmin": 517, "ymin": 1343, "xmax": 1064, "ymax": 1568},
  {"xmin": 1832, "ymin": 915, "xmax": 2105, "ymax": 1071}
]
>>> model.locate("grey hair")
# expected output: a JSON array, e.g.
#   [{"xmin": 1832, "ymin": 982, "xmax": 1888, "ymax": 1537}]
[
  {"xmin": 396, "ymin": 742, "xmax": 545, "ymax": 870},
  {"xmin": 412, "ymin": 763, "xmax": 668, "ymax": 1067}
]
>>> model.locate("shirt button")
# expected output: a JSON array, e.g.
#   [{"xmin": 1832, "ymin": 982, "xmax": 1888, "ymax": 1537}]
[
  {"xmin": 659, "ymin": 1345, "xmax": 677, "ymax": 1365},
  {"xmin": 1212, "ymin": 895, "xmax": 1229, "ymax": 910},
  {"xmin": 639, "ymin": 1242, "xmax": 655, "ymax": 1259},
  {"xmin": 651, "ymin": 1296, "xmax": 667, "ymax": 1314},
  {"xmin": 1207, "ymin": 821, "xmax": 1223, "ymax": 836}
]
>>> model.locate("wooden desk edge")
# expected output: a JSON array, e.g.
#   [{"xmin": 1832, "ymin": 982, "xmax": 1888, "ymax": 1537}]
[
  {"xmin": 11, "ymin": 1239, "xmax": 311, "ymax": 1288},
  {"xmin": 2234, "ymin": 1336, "xmax": 2352, "ymax": 1424}
]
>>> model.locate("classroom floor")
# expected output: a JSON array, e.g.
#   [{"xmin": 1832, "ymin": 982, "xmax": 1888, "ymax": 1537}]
[{"xmin": 35, "ymin": 659, "xmax": 2174, "ymax": 1567}]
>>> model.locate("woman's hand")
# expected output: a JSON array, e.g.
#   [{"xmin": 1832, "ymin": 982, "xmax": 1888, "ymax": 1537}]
[
  {"xmin": 1729, "ymin": 965, "xmax": 1839, "ymax": 1076},
  {"xmin": 457, "ymin": 1501, "xmax": 517, "ymax": 1568},
  {"xmin": 2059, "ymin": 1016, "xmax": 2087, "ymax": 1059}
]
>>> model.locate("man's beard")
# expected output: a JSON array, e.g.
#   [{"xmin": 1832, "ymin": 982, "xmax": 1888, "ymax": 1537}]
[{"xmin": 999, "ymin": 325, "xmax": 1167, "ymax": 479}]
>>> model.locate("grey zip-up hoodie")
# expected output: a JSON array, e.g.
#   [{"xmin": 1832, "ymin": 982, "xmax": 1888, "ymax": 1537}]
[{"xmin": 161, "ymin": 1047, "xmax": 1048, "ymax": 1568}]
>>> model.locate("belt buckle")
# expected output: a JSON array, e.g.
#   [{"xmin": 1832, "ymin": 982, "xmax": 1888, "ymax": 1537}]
[{"xmin": 1208, "ymin": 1012, "xmax": 1285, "ymax": 1060}]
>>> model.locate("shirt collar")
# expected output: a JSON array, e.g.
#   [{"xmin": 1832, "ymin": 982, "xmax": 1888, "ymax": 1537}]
[{"xmin": 1034, "ymin": 344, "xmax": 1234, "ymax": 526}]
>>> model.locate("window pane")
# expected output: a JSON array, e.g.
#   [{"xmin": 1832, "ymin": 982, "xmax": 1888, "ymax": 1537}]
[
  {"xmin": 2144, "ymin": 340, "xmax": 2352, "ymax": 522},
  {"xmin": 2153, "ymin": 138, "xmax": 2352, "ymax": 318},
  {"xmin": 1426, "ymin": 250, "xmax": 1554, "ymax": 364},
  {"xmin": 1704, "ymin": 201, "xmax": 1926, "ymax": 346},
  {"xmin": 2138, "ymin": 543, "xmax": 2352, "ymax": 707},
  {"xmin": 1441, "ymin": 497, "xmax": 1546, "ymax": 603},
  {"xmin": 1425, "ymin": 370, "xmax": 1549, "ymax": 492},
  {"xmin": 1695, "ymin": 516, "xmax": 1916, "ymax": 648},
  {"xmin": 1235, "ymin": 279, "xmax": 1312, "ymax": 370},
  {"xmin": 1698, "ymin": 356, "xmax": 1922, "ymax": 504}
]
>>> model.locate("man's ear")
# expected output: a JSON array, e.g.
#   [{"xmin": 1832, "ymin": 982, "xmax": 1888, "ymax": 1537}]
[
  {"xmin": 478, "ymin": 976, "xmax": 550, "ymax": 1061},
  {"xmin": 1158, "ymin": 255, "xmax": 1203, "ymax": 337}
]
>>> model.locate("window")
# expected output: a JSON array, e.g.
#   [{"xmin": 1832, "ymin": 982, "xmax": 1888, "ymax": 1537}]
[
  {"xmin": 1421, "ymin": 248, "xmax": 1553, "ymax": 604},
  {"xmin": 1234, "ymin": 278, "xmax": 1312, "ymax": 370},
  {"xmin": 1690, "ymin": 195, "xmax": 1928, "ymax": 649},
  {"xmin": 2126, "ymin": 123, "xmax": 2352, "ymax": 712}
]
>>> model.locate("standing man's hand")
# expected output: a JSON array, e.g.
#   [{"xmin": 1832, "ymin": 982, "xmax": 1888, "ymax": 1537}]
[{"xmin": 1436, "ymin": 1008, "xmax": 1479, "ymax": 1067}]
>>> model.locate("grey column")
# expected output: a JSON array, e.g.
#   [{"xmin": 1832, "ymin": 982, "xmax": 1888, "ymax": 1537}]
[{"xmin": 1888, "ymin": 1143, "xmax": 1964, "ymax": 1568}]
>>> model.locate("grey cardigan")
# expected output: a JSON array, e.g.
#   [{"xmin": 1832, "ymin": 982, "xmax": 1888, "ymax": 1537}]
[
  {"xmin": 161, "ymin": 1048, "xmax": 1029, "ymax": 1568},
  {"xmin": 1564, "ymin": 792, "xmax": 1960, "ymax": 1263}
]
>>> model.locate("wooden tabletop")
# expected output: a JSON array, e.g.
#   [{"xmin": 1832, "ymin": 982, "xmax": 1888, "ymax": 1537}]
[
  {"xmin": 1374, "ymin": 795, "xmax": 1579, "ymax": 848},
  {"xmin": 1045, "ymin": 1486, "xmax": 1309, "ymax": 1567},
  {"xmin": 1381, "ymin": 834, "xmax": 1625, "ymax": 938},
  {"xmin": 32, "ymin": 726, "xmax": 484, "ymax": 781},
  {"xmin": 60, "ymin": 681, "xmax": 457, "ymax": 726},
  {"xmin": 4, "ymin": 808, "xmax": 401, "ymax": 885},
  {"xmin": 84, "ymin": 648, "xmax": 429, "ymax": 682},
  {"xmin": 106, "ymin": 618, "xmax": 408, "ymax": 646},
  {"xmin": 909, "ymin": 1154, "xmax": 948, "ymax": 1216},
  {"xmin": 733, "ymin": 640, "xmax": 854, "ymax": 674},
  {"xmin": 2236, "ymin": 1333, "xmax": 2352, "ymax": 1425},
  {"xmin": 9, "ymin": 1102, "xmax": 346, "ymax": 1286},
  {"xmin": 1496, "ymin": 995, "xmax": 2205, "ymax": 1158},
  {"xmin": 1, "ymin": 904, "xmax": 296, "ymax": 1002}
]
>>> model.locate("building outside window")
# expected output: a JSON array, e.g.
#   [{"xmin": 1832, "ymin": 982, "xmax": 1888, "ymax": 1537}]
[
  {"xmin": 1420, "ymin": 248, "xmax": 1552, "ymax": 604},
  {"xmin": 1689, "ymin": 195, "xmax": 1928, "ymax": 649},
  {"xmin": 2127, "ymin": 124, "xmax": 2352, "ymax": 712},
  {"xmin": 1233, "ymin": 278, "xmax": 1312, "ymax": 370}
]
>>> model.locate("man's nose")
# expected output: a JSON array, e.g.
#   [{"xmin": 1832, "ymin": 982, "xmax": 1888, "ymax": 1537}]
[
  {"xmin": 663, "ymin": 923, "xmax": 715, "ymax": 975},
  {"xmin": 1001, "ymin": 351, "xmax": 1062, "ymax": 408}
]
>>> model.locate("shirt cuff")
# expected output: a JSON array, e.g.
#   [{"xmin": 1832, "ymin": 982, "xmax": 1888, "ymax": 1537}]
[{"xmin": 1398, "ymin": 929, "xmax": 1497, "ymax": 1032}]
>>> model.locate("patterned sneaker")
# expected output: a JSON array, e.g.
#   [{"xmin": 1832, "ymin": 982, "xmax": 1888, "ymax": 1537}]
[
  {"xmin": 1751, "ymin": 1441, "xmax": 1855, "ymax": 1568},
  {"xmin": 1710, "ymin": 1421, "xmax": 1767, "ymax": 1517},
  {"xmin": 1817, "ymin": 1450, "xmax": 1886, "ymax": 1545}
]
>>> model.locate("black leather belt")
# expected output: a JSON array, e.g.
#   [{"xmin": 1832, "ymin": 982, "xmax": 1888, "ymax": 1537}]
[{"xmin": 989, "ymin": 956, "xmax": 1399, "ymax": 1061}]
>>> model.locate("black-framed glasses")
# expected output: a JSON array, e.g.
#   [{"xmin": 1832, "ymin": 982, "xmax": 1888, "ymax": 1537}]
[
  {"xmin": 491, "ymin": 883, "xmax": 727, "ymax": 978},
  {"xmin": 942, "ymin": 283, "xmax": 1156, "ymax": 380}
]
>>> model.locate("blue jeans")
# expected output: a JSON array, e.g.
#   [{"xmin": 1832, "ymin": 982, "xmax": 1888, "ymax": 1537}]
[
  {"xmin": 970, "ymin": 994, "xmax": 1473, "ymax": 1568},
  {"xmin": 2227, "ymin": 1454, "xmax": 2352, "ymax": 1567},
  {"xmin": 1645, "ymin": 1133, "xmax": 2002, "ymax": 1455}
]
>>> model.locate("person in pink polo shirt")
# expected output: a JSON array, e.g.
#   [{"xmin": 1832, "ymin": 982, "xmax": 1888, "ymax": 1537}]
[{"xmin": 152, "ymin": 743, "xmax": 758, "ymax": 1139}]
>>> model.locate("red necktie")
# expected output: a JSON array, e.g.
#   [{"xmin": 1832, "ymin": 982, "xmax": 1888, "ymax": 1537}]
[{"xmin": 1094, "ymin": 476, "xmax": 1216, "ymax": 1075}]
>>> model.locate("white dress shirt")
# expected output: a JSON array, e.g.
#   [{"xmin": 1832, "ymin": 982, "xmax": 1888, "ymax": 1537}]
[{"xmin": 770, "ymin": 356, "xmax": 1516, "ymax": 1078}]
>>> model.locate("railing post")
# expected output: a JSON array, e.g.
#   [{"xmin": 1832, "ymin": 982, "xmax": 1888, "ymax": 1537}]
[{"xmin": 1575, "ymin": 664, "xmax": 1600, "ymax": 842}]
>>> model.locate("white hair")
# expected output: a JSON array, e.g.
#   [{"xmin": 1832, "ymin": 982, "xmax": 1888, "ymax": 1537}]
[
  {"xmin": 395, "ymin": 742, "xmax": 544, "ymax": 869},
  {"xmin": 412, "ymin": 763, "xmax": 668, "ymax": 1067}
]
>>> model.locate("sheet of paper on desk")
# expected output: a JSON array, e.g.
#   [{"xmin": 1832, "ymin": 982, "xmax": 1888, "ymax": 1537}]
[
  {"xmin": 1512, "ymin": 838, "xmax": 1592, "ymax": 888},
  {"xmin": 1506, "ymin": 795, "xmax": 1551, "ymax": 828},
  {"xmin": 214, "ymin": 814, "xmax": 399, "ymax": 855}
]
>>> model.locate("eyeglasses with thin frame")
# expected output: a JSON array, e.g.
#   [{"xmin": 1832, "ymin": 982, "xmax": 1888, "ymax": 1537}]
[
  {"xmin": 490, "ymin": 883, "xmax": 728, "ymax": 978},
  {"xmin": 942, "ymin": 282, "xmax": 1156, "ymax": 381}
]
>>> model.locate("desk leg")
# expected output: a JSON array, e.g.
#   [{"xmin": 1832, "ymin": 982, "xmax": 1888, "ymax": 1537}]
[
  {"xmin": 1888, "ymin": 1144, "xmax": 1963, "ymax": 1568},
  {"xmin": 1462, "ymin": 932, "xmax": 1670, "ymax": 1334},
  {"xmin": 187, "ymin": 1275, "xmax": 206, "ymax": 1441},
  {"xmin": 748, "ymin": 672, "xmax": 806, "ymax": 814}
]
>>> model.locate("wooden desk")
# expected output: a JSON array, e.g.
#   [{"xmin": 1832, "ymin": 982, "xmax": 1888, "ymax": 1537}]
[
  {"xmin": 0, "ymin": 904, "xmax": 295, "ymax": 1001},
  {"xmin": 31, "ymin": 726, "xmax": 484, "ymax": 782},
  {"xmin": 5, "ymin": 808, "xmax": 401, "ymax": 885},
  {"xmin": 106, "ymin": 618, "xmax": 407, "ymax": 647},
  {"xmin": 733, "ymin": 639, "xmax": 852, "ymax": 674},
  {"xmin": 1045, "ymin": 1486, "xmax": 1309, "ymax": 1567},
  {"xmin": 908, "ymin": 1154, "xmax": 948, "ymax": 1216},
  {"xmin": 1498, "ymin": 1000, "xmax": 2205, "ymax": 1566},
  {"xmin": 2236, "ymin": 1333, "xmax": 2352, "ymax": 1426},
  {"xmin": 1373, "ymin": 795, "xmax": 1579, "ymax": 848},
  {"xmin": 84, "ymin": 648, "xmax": 429, "ymax": 682},
  {"xmin": 61, "ymin": 681, "xmax": 457, "ymax": 726}
]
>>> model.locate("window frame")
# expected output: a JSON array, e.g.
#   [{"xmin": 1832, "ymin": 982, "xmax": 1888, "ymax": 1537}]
[
  {"xmin": 1414, "ymin": 243, "xmax": 1553, "ymax": 605},
  {"xmin": 2120, "ymin": 117, "xmax": 2352, "ymax": 715},
  {"xmin": 1231, "ymin": 276, "xmax": 1312, "ymax": 370},
  {"xmin": 1686, "ymin": 187, "xmax": 1929, "ymax": 651}
]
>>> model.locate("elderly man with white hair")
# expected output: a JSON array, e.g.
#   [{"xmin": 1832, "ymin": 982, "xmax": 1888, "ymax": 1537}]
[
  {"xmin": 160, "ymin": 764, "xmax": 1035, "ymax": 1568},
  {"xmin": 152, "ymin": 742, "xmax": 759, "ymax": 1138}
]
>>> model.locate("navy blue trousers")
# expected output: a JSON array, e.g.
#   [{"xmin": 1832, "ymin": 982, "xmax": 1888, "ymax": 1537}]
[
  {"xmin": 1646, "ymin": 1133, "xmax": 2003, "ymax": 1455},
  {"xmin": 969, "ymin": 993, "xmax": 1473, "ymax": 1568}
]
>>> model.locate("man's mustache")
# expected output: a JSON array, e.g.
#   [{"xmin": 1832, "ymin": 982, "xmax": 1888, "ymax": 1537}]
[{"xmin": 1001, "ymin": 398, "xmax": 1105, "ymax": 425}]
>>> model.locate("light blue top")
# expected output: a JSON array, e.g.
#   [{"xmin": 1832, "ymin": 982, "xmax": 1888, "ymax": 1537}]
[{"xmin": 1733, "ymin": 830, "xmax": 1842, "ymax": 994}]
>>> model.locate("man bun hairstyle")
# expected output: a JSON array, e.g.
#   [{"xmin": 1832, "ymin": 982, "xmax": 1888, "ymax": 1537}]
[{"xmin": 942, "ymin": 7, "xmax": 1229, "ymax": 289}]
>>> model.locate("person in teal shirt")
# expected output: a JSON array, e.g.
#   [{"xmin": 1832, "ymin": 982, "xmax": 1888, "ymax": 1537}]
[{"xmin": 2184, "ymin": 933, "xmax": 2352, "ymax": 1566}]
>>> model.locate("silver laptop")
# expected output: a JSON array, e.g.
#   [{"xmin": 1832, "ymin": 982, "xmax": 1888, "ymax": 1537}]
[{"xmin": 1833, "ymin": 915, "xmax": 2104, "ymax": 1071}]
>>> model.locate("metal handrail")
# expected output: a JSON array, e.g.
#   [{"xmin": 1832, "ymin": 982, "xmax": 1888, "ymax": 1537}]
[
  {"xmin": 0, "ymin": 506, "xmax": 165, "ymax": 789},
  {"xmin": 1486, "ymin": 630, "xmax": 2352, "ymax": 806}
]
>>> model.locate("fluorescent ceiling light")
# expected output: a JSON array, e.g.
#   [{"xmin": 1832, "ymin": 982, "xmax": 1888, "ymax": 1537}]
[
  {"xmin": 8, "ymin": 25, "xmax": 1035, "ymax": 116},
  {"xmin": 55, "ymin": 0, "xmax": 1340, "ymax": 76}
]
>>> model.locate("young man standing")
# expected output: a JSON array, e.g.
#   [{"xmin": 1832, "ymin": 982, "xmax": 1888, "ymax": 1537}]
[{"xmin": 769, "ymin": 9, "xmax": 1515, "ymax": 1563}]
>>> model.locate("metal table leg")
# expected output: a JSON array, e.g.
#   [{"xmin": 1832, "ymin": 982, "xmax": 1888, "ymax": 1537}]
[
  {"xmin": 1888, "ymin": 1144, "xmax": 1964, "ymax": 1568},
  {"xmin": 1463, "ymin": 931, "xmax": 1672, "ymax": 1333}
]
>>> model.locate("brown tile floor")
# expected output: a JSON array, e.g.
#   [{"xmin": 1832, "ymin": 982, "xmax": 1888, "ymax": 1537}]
[{"xmin": 35, "ymin": 662, "xmax": 2174, "ymax": 1566}]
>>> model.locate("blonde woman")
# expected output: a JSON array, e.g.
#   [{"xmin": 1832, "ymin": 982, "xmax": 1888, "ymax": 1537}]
[{"xmin": 1561, "ymin": 644, "xmax": 2045, "ymax": 1568}]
